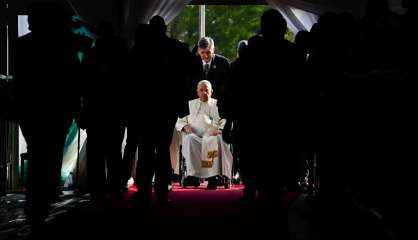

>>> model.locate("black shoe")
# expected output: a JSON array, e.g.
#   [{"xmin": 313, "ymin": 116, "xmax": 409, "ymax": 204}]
[
  {"xmin": 224, "ymin": 178, "xmax": 230, "ymax": 189},
  {"xmin": 207, "ymin": 177, "xmax": 217, "ymax": 190},
  {"xmin": 171, "ymin": 174, "xmax": 180, "ymax": 183},
  {"xmin": 192, "ymin": 177, "xmax": 200, "ymax": 187},
  {"xmin": 215, "ymin": 176, "xmax": 224, "ymax": 186},
  {"xmin": 181, "ymin": 177, "xmax": 189, "ymax": 187},
  {"xmin": 182, "ymin": 176, "xmax": 200, "ymax": 187}
]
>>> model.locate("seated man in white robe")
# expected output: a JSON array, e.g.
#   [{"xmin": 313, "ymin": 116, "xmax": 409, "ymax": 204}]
[{"xmin": 176, "ymin": 80, "xmax": 233, "ymax": 189}]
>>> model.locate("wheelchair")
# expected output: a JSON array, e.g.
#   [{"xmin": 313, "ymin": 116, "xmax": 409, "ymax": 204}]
[{"xmin": 170, "ymin": 129, "xmax": 236, "ymax": 189}]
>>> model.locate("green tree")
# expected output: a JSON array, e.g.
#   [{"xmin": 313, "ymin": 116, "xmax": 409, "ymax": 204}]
[
  {"xmin": 206, "ymin": 5, "xmax": 269, "ymax": 61},
  {"xmin": 169, "ymin": 5, "xmax": 295, "ymax": 61},
  {"xmin": 168, "ymin": 6, "xmax": 199, "ymax": 51}
]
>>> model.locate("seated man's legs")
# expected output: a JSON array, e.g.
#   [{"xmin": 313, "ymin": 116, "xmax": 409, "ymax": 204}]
[
  {"xmin": 204, "ymin": 135, "xmax": 234, "ymax": 189},
  {"xmin": 182, "ymin": 134, "xmax": 234, "ymax": 189},
  {"xmin": 182, "ymin": 134, "xmax": 203, "ymax": 187}
]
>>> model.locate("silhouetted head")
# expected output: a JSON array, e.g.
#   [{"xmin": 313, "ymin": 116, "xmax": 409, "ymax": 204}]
[
  {"xmin": 197, "ymin": 37, "xmax": 215, "ymax": 63},
  {"xmin": 236, "ymin": 40, "xmax": 248, "ymax": 58},
  {"xmin": 260, "ymin": 9, "xmax": 287, "ymax": 39},
  {"xmin": 27, "ymin": 1, "xmax": 71, "ymax": 35},
  {"xmin": 247, "ymin": 34, "xmax": 263, "ymax": 51},
  {"xmin": 149, "ymin": 15, "xmax": 167, "ymax": 36},
  {"xmin": 196, "ymin": 80, "xmax": 213, "ymax": 102},
  {"xmin": 191, "ymin": 44, "xmax": 199, "ymax": 56},
  {"xmin": 317, "ymin": 11, "xmax": 339, "ymax": 37}
]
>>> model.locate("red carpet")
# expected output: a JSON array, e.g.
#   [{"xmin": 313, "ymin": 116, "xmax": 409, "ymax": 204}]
[
  {"xmin": 43, "ymin": 183, "xmax": 298, "ymax": 239},
  {"xmin": 126, "ymin": 182, "xmax": 245, "ymax": 204},
  {"xmin": 125, "ymin": 182, "xmax": 298, "ymax": 207}
]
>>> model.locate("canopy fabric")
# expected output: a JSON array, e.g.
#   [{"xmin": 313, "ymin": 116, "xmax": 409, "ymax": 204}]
[
  {"xmin": 267, "ymin": 0, "xmax": 318, "ymax": 33},
  {"xmin": 65, "ymin": 0, "xmax": 191, "ymax": 45},
  {"xmin": 270, "ymin": 0, "xmax": 404, "ymax": 17},
  {"xmin": 12, "ymin": 0, "xmax": 191, "ymax": 41},
  {"xmin": 11, "ymin": 0, "xmax": 405, "ymax": 39}
]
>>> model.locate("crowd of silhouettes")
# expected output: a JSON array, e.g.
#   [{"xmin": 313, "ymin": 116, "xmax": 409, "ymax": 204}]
[{"xmin": 7, "ymin": 0, "xmax": 417, "ymax": 237}]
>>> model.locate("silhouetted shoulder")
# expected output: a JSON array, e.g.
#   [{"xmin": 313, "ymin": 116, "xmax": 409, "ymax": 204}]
[
  {"xmin": 247, "ymin": 34, "xmax": 264, "ymax": 51},
  {"xmin": 214, "ymin": 54, "xmax": 230, "ymax": 64},
  {"xmin": 248, "ymin": 34, "xmax": 263, "ymax": 43},
  {"xmin": 168, "ymin": 38, "xmax": 188, "ymax": 49},
  {"xmin": 178, "ymin": 39, "xmax": 190, "ymax": 49},
  {"xmin": 282, "ymin": 38, "xmax": 300, "ymax": 52}
]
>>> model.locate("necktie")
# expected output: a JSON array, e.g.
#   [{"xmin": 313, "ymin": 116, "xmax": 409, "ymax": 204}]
[{"xmin": 204, "ymin": 63, "xmax": 210, "ymax": 77}]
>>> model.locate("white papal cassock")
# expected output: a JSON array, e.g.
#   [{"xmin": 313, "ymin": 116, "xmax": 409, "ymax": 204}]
[{"xmin": 174, "ymin": 98, "xmax": 233, "ymax": 179}]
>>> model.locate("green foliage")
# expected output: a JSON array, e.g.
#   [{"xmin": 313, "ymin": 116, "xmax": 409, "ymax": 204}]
[
  {"xmin": 168, "ymin": 6, "xmax": 200, "ymax": 51},
  {"xmin": 205, "ymin": 5, "xmax": 269, "ymax": 61},
  {"xmin": 169, "ymin": 5, "xmax": 295, "ymax": 61},
  {"xmin": 285, "ymin": 29, "xmax": 295, "ymax": 43},
  {"xmin": 169, "ymin": 5, "xmax": 269, "ymax": 61}
]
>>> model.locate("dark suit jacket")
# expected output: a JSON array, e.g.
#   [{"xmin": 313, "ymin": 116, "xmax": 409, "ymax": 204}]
[{"xmin": 191, "ymin": 54, "xmax": 231, "ymax": 101}]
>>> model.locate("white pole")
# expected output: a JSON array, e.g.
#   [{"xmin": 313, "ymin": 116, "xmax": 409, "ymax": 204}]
[{"xmin": 199, "ymin": 5, "xmax": 205, "ymax": 38}]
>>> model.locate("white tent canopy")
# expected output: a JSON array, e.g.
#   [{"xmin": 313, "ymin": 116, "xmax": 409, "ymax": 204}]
[{"xmin": 11, "ymin": 0, "xmax": 406, "ymax": 37}]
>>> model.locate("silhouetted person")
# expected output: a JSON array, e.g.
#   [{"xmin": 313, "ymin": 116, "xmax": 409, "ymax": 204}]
[
  {"xmin": 230, "ymin": 40, "xmax": 248, "ymax": 72},
  {"xmin": 81, "ymin": 20, "xmax": 128, "ymax": 200},
  {"xmin": 357, "ymin": 0, "xmax": 402, "ymax": 74},
  {"xmin": 133, "ymin": 15, "xmax": 191, "ymax": 205},
  {"xmin": 343, "ymin": 1, "xmax": 409, "ymax": 236},
  {"xmin": 225, "ymin": 39, "xmax": 248, "ymax": 183},
  {"xmin": 191, "ymin": 44, "xmax": 198, "ymax": 56},
  {"xmin": 304, "ymin": 11, "xmax": 365, "ymax": 206},
  {"xmin": 13, "ymin": 1, "xmax": 82, "ymax": 234},
  {"xmin": 293, "ymin": 30, "xmax": 317, "ymax": 192},
  {"xmin": 120, "ymin": 23, "xmax": 151, "ymax": 192},
  {"xmin": 340, "ymin": 0, "xmax": 403, "ymax": 205},
  {"xmin": 226, "ymin": 9, "xmax": 305, "ymax": 238}
]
